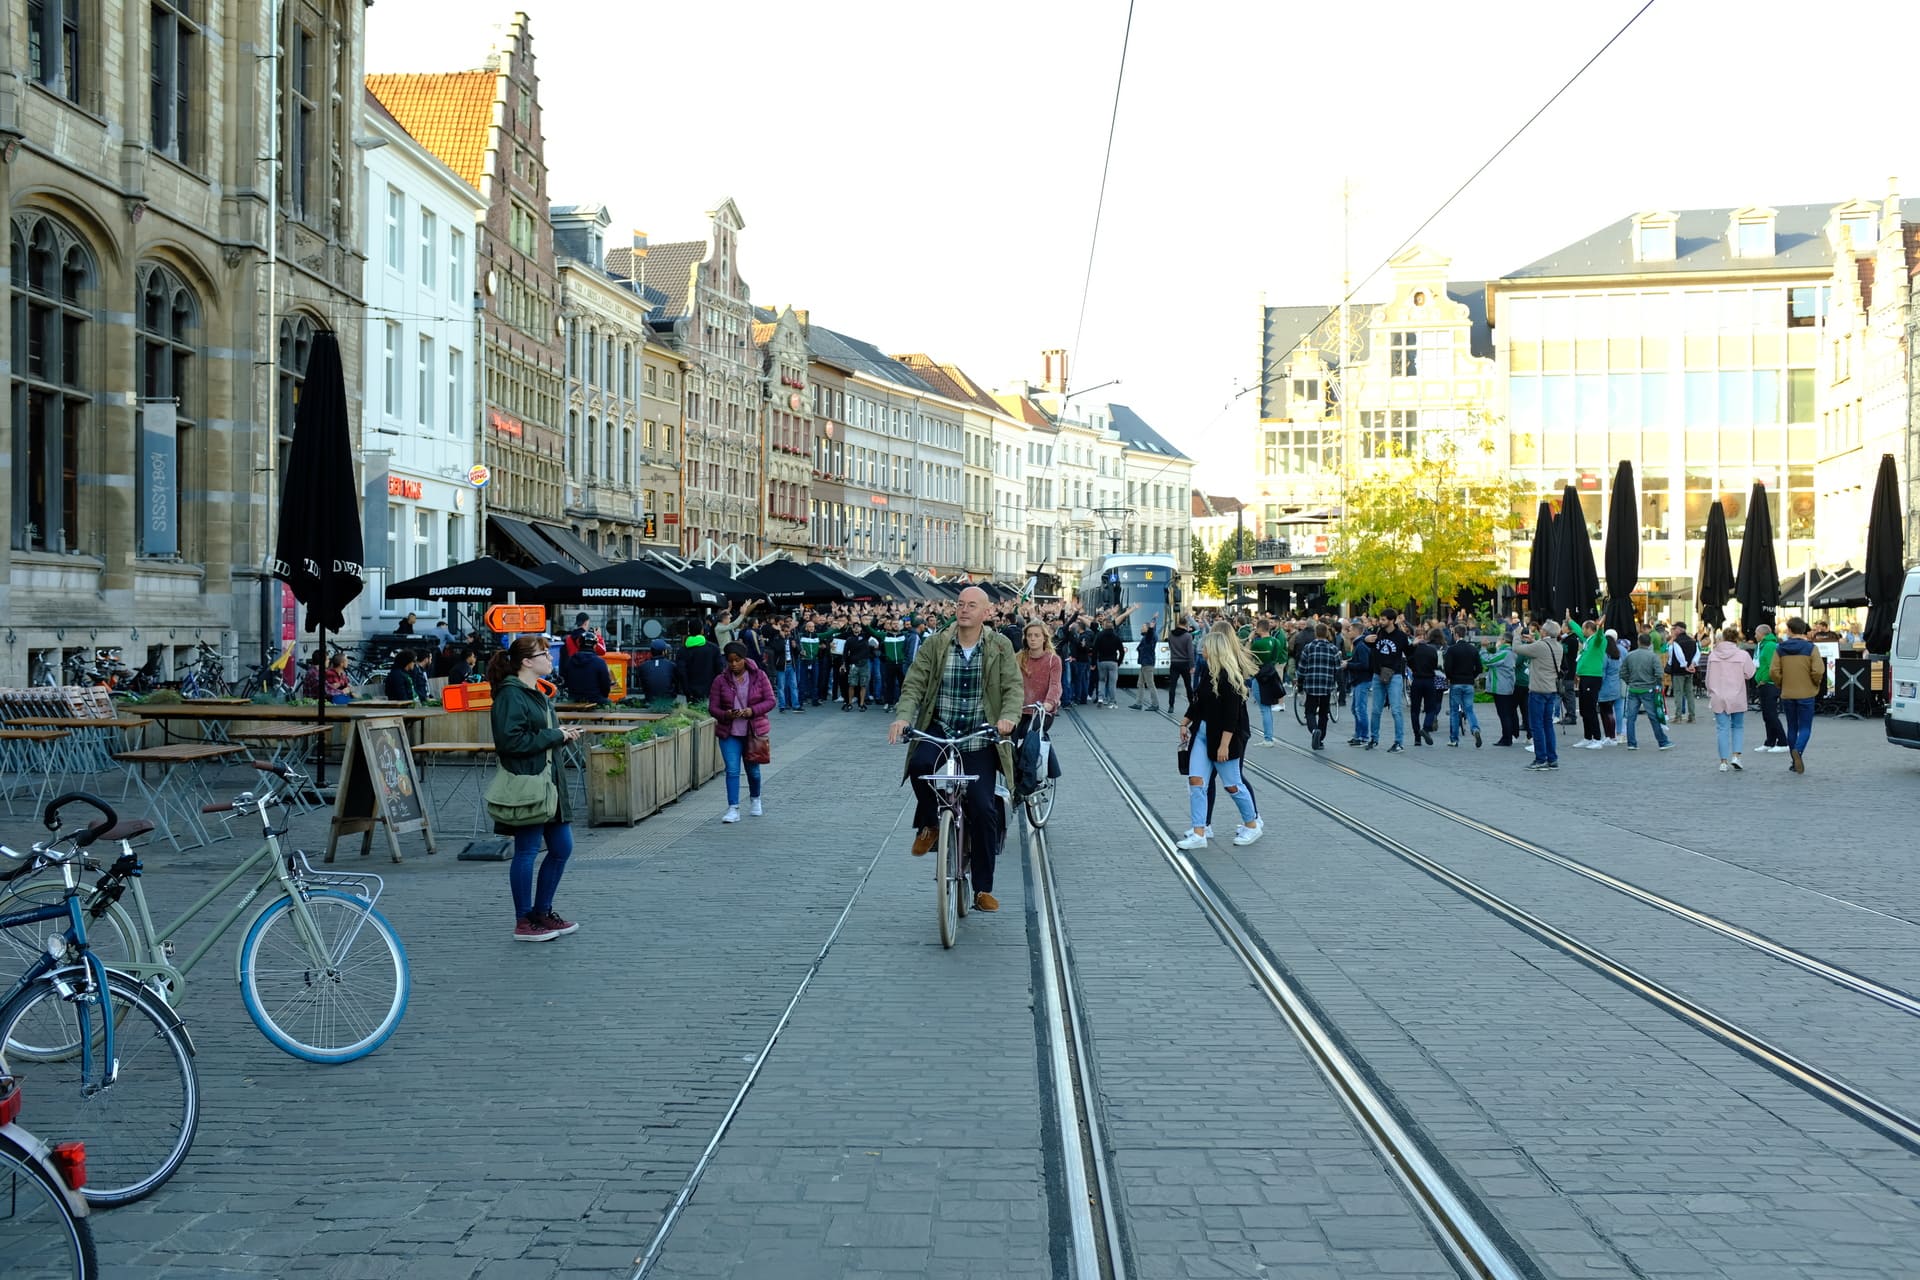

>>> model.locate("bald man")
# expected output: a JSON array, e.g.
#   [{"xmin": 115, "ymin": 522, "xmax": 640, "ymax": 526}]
[{"xmin": 888, "ymin": 586, "xmax": 1023, "ymax": 911}]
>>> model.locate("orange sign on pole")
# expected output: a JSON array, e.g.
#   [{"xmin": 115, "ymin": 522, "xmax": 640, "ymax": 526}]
[{"xmin": 484, "ymin": 604, "xmax": 547, "ymax": 634}]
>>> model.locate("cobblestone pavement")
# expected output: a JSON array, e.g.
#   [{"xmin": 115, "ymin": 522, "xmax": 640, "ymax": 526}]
[{"xmin": 14, "ymin": 691, "xmax": 1920, "ymax": 1277}]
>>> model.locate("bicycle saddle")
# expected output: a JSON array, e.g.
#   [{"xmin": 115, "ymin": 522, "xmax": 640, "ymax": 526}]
[
  {"xmin": 94, "ymin": 819, "xmax": 156, "ymax": 844},
  {"xmin": 250, "ymin": 761, "xmax": 292, "ymax": 777}
]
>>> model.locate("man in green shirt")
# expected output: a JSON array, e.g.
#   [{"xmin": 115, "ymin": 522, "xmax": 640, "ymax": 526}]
[{"xmin": 1753, "ymin": 623, "xmax": 1787, "ymax": 751}]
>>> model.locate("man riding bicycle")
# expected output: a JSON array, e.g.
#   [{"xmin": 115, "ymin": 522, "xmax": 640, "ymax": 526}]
[{"xmin": 888, "ymin": 587, "xmax": 1022, "ymax": 912}]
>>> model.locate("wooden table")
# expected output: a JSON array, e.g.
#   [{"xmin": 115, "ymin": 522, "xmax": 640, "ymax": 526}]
[
  {"xmin": 230, "ymin": 725, "xmax": 334, "ymax": 810},
  {"xmin": 0, "ymin": 728, "xmax": 70, "ymax": 817},
  {"xmin": 111, "ymin": 742, "xmax": 247, "ymax": 852},
  {"xmin": 558, "ymin": 712, "xmax": 667, "ymax": 723},
  {"xmin": 137, "ymin": 703, "xmax": 443, "ymax": 747},
  {"xmin": 411, "ymin": 743, "xmax": 497, "ymax": 837}
]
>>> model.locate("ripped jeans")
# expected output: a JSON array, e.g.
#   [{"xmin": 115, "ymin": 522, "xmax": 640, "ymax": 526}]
[{"xmin": 1187, "ymin": 723, "xmax": 1257, "ymax": 832}]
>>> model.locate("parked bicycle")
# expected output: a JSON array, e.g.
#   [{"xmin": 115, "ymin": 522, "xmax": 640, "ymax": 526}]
[
  {"xmin": 0, "ymin": 795, "xmax": 200, "ymax": 1207},
  {"xmin": 175, "ymin": 641, "xmax": 230, "ymax": 698},
  {"xmin": 0, "ymin": 765, "xmax": 410, "ymax": 1065},
  {"xmin": 904, "ymin": 724, "xmax": 999, "ymax": 949},
  {"xmin": 0, "ymin": 1073, "xmax": 97, "ymax": 1279}
]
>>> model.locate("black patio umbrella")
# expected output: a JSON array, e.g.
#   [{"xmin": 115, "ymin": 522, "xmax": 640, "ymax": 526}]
[
  {"xmin": 385, "ymin": 556, "xmax": 545, "ymax": 603},
  {"xmin": 1734, "ymin": 481, "xmax": 1780, "ymax": 637},
  {"xmin": 734, "ymin": 559, "xmax": 853, "ymax": 603},
  {"xmin": 864, "ymin": 566, "xmax": 921, "ymax": 600},
  {"xmin": 811, "ymin": 562, "xmax": 883, "ymax": 601},
  {"xmin": 661, "ymin": 560, "xmax": 757, "ymax": 604},
  {"xmin": 1602, "ymin": 461, "xmax": 1640, "ymax": 640},
  {"xmin": 1698, "ymin": 501, "xmax": 1735, "ymax": 629},
  {"xmin": 526, "ymin": 559, "xmax": 721, "ymax": 609},
  {"xmin": 1527, "ymin": 500, "xmax": 1557, "ymax": 624},
  {"xmin": 1863, "ymin": 452, "xmax": 1905, "ymax": 655},
  {"xmin": 1551, "ymin": 484, "xmax": 1599, "ymax": 622},
  {"xmin": 270, "ymin": 330, "xmax": 362, "ymax": 787}
]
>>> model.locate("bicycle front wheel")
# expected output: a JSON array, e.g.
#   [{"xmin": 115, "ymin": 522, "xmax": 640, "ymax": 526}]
[
  {"xmin": 0, "ymin": 971, "xmax": 199, "ymax": 1207},
  {"xmin": 1025, "ymin": 782, "xmax": 1054, "ymax": 830},
  {"xmin": 935, "ymin": 812, "xmax": 961, "ymax": 948},
  {"xmin": 0, "ymin": 1132, "xmax": 97, "ymax": 1279},
  {"xmin": 239, "ymin": 890, "xmax": 410, "ymax": 1064},
  {"xmin": 0, "ymin": 882, "xmax": 145, "ymax": 1062}
]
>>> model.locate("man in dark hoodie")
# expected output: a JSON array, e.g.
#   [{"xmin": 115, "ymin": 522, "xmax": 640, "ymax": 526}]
[
  {"xmin": 1166, "ymin": 617, "xmax": 1195, "ymax": 714},
  {"xmin": 1442, "ymin": 627, "xmax": 1484, "ymax": 747},
  {"xmin": 1773, "ymin": 616, "xmax": 1824, "ymax": 773},
  {"xmin": 681, "ymin": 632, "xmax": 720, "ymax": 702}
]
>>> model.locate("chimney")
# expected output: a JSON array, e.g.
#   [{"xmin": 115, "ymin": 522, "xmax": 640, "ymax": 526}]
[{"xmin": 1042, "ymin": 349, "xmax": 1068, "ymax": 394}]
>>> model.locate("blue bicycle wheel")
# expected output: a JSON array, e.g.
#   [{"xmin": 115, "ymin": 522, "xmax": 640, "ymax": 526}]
[{"xmin": 239, "ymin": 890, "xmax": 409, "ymax": 1064}]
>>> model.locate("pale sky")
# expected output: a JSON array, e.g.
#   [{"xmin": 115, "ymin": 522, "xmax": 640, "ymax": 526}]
[{"xmin": 368, "ymin": 0, "xmax": 1914, "ymax": 496}]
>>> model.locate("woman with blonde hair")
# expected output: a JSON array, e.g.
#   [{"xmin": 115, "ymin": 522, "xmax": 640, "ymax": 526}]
[
  {"xmin": 1175, "ymin": 629, "xmax": 1263, "ymax": 850},
  {"xmin": 1703, "ymin": 624, "xmax": 1756, "ymax": 772}
]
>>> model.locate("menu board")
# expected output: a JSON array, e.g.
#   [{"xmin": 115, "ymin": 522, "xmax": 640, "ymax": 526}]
[{"xmin": 327, "ymin": 716, "xmax": 437, "ymax": 863}]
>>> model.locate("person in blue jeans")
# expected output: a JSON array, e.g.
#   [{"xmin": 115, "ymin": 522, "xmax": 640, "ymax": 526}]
[
  {"xmin": 1370, "ymin": 671, "xmax": 1406, "ymax": 750},
  {"xmin": 1512, "ymin": 623, "xmax": 1563, "ymax": 770},
  {"xmin": 1343, "ymin": 624, "xmax": 1374, "ymax": 745},
  {"xmin": 1773, "ymin": 617, "xmax": 1823, "ymax": 774},
  {"xmin": 710, "ymin": 643, "xmax": 776, "ymax": 822}
]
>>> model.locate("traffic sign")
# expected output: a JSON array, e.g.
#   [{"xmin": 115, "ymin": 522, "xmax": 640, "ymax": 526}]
[{"xmin": 484, "ymin": 604, "xmax": 546, "ymax": 633}]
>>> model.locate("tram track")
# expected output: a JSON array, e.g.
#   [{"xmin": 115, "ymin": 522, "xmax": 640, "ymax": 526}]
[
  {"xmin": 1175, "ymin": 710, "xmax": 1920, "ymax": 1156},
  {"xmin": 1260, "ymin": 728, "xmax": 1920, "ymax": 1018},
  {"xmin": 1062, "ymin": 706, "xmax": 1542, "ymax": 1280}
]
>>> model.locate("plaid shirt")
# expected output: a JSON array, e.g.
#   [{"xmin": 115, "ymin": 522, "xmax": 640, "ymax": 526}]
[
  {"xmin": 932, "ymin": 640, "xmax": 985, "ymax": 730},
  {"xmin": 1294, "ymin": 638, "xmax": 1342, "ymax": 697}
]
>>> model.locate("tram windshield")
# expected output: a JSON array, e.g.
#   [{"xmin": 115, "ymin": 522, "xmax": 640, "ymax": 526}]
[{"xmin": 1086, "ymin": 563, "xmax": 1177, "ymax": 644}]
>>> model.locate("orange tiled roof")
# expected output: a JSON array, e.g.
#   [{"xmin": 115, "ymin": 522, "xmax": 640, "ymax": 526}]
[{"xmin": 366, "ymin": 72, "xmax": 497, "ymax": 188}]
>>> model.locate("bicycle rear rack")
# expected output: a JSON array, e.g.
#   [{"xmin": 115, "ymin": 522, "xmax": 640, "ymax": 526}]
[{"xmin": 287, "ymin": 849, "xmax": 385, "ymax": 912}]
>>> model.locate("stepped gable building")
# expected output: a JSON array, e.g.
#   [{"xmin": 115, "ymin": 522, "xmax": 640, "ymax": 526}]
[
  {"xmin": 369, "ymin": 13, "xmax": 570, "ymax": 569},
  {"xmin": 2, "ymin": 0, "xmax": 368, "ymax": 684},
  {"xmin": 607, "ymin": 201, "xmax": 762, "ymax": 560},
  {"xmin": 755, "ymin": 307, "xmax": 814, "ymax": 558}
]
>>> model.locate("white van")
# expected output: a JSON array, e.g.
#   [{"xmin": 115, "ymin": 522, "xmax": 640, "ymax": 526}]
[{"xmin": 1889, "ymin": 566, "xmax": 1920, "ymax": 750}]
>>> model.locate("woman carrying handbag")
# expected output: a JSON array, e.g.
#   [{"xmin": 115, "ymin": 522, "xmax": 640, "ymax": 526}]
[
  {"xmin": 487, "ymin": 635, "xmax": 585, "ymax": 943},
  {"xmin": 711, "ymin": 642, "xmax": 777, "ymax": 823}
]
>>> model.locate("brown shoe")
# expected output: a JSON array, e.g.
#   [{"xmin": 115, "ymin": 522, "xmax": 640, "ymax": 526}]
[
  {"xmin": 1790, "ymin": 750, "xmax": 1804, "ymax": 773},
  {"xmin": 973, "ymin": 892, "xmax": 1000, "ymax": 912},
  {"xmin": 911, "ymin": 828, "xmax": 936, "ymax": 856}
]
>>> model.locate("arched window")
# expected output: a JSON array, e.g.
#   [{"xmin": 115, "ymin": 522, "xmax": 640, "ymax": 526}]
[
  {"xmin": 136, "ymin": 262, "xmax": 200, "ymax": 558},
  {"xmin": 277, "ymin": 313, "xmax": 316, "ymax": 480},
  {"xmin": 11, "ymin": 212, "xmax": 94, "ymax": 552}
]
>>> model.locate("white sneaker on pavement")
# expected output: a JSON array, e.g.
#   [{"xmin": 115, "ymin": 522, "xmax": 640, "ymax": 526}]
[
  {"xmin": 1233, "ymin": 819, "xmax": 1265, "ymax": 846},
  {"xmin": 721, "ymin": 806, "xmax": 740, "ymax": 823},
  {"xmin": 749, "ymin": 797, "xmax": 763, "ymax": 817},
  {"xmin": 1175, "ymin": 832, "xmax": 1209, "ymax": 850}
]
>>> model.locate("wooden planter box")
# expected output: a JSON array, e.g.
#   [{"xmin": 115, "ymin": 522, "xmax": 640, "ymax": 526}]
[
  {"xmin": 586, "ymin": 738, "xmax": 661, "ymax": 827},
  {"xmin": 655, "ymin": 728, "xmax": 691, "ymax": 806}
]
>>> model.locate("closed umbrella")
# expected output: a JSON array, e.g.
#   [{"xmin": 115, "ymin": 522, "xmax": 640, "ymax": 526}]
[
  {"xmin": 1552, "ymin": 484, "xmax": 1599, "ymax": 622},
  {"xmin": 1862, "ymin": 453, "xmax": 1905, "ymax": 655},
  {"xmin": 1602, "ymin": 460, "xmax": 1640, "ymax": 640},
  {"xmin": 1698, "ymin": 502, "xmax": 1734, "ymax": 629},
  {"xmin": 1734, "ymin": 481, "xmax": 1780, "ymax": 637},
  {"xmin": 270, "ymin": 330, "xmax": 362, "ymax": 787},
  {"xmin": 1527, "ymin": 500, "xmax": 1556, "ymax": 624}
]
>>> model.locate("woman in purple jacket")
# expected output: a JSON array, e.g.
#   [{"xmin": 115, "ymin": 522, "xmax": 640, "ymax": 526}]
[{"xmin": 710, "ymin": 642, "xmax": 777, "ymax": 822}]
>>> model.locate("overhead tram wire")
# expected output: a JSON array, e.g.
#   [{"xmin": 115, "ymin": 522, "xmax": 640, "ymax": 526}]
[
  {"xmin": 1069, "ymin": 0, "xmax": 1137, "ymax": 382},
  {"xmin": 1235, "ymin": 0, "xmax": 1659, "ymax": 410}
]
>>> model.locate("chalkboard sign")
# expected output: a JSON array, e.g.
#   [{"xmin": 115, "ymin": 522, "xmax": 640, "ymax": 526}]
[{"xmin": 327, "ymin": 716, "xmax": 438, "ymax": 863}]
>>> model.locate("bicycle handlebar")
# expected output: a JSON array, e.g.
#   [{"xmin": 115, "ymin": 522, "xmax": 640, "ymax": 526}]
[
  {"xmin": 42, "ymin": 792, "xmax": 117, "ymax": 845},
  {"xmin": 903, "ymin": 724, "xmax": 1000, "ymax": 747}
]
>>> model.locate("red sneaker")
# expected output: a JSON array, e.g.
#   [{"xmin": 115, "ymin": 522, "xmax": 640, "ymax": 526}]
[
  {"xmin": 538, "ymin": 909, "xmax": 580, "ymax": 937},
  {"xmin": 514, "ymin": 916, "xmax": 557, "ymax": 943}
]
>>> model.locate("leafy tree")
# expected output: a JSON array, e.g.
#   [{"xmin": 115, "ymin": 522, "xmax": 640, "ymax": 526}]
[
  {"xmin": 1325, "ymin": 436, "xmax": 1522, "ymax": 619},
  {"xmin": 1190, "ymin": 536, "xmax": 1213, "ymax": 592},
  {"xmin": 1210, "ymin": 528, "xmax": 1256, "ymax": 599}
]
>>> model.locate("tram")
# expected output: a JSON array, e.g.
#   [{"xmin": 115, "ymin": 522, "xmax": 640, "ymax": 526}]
[{"xmin": 1075, "ymin": 553, "xmax": 1181, "ymax": 672}]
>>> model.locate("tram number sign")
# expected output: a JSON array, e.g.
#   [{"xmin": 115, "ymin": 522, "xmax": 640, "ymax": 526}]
[{"xmin": 484, "ymin": 604, "xmax": 547, "ymax": 634}]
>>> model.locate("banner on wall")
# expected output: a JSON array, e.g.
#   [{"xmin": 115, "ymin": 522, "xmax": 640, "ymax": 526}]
[{"xmin": 138, "ymin": 403, "xmax": 178, "ymax": 557}]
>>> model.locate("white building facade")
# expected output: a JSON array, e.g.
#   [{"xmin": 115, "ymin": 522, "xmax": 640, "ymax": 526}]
[{"xmin": 363, "ymin": 96, "xmax": 485, "ymax": 627}]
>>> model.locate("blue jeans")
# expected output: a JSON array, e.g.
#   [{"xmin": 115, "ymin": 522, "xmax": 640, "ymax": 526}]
[
  {"xmin": 1187, "ymin": 724, "xmax": 1256, "ymax": 832},
  {"xmin": 718, "ymin": 733, "xmax": 762, "ymax": 806},
  {"xmin": 776, "ymin": 666, "xmax": 799, "ymax": 709},
  {"xmin": 1782, "ymin": 697, "xmax": 1815, "ymax": 753},
  {"xmin": 1624, "ymin": 691, "xmax": 1668, "ymax": 748},
  {"xmin": 1447, "ymin": 685, "xmax": 1480, "ymax": 741},
  {"xmin": 1348, "ymin": 676, "xmax": 1372, "ymax": 739},
  {"xmin": 1370, "ymin": 673, "xmax": 1405, "ymax": 745},
  {"xmin": 1714, "ymin": 711, "xmax": 1746, "ymax": 759},
  {"xmin": 1258, "ymin": 699, "xmax": 1276, "ymax": 742},
  {"xmin": 509, "ymin": 820, "xmax": 573, "ymax": 920},
  {"xmin": 1526, "ymin": 692, "xmax": 1559, "ymax": 763},
  {"xmin": 869, "ymin": 657, "xmax": 884, "ymax": 698}
]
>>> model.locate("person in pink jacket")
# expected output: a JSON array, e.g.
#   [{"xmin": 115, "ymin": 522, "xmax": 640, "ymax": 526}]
[
  {"xmin": 1702, "ymin": 625, "xmax": 1756, "ymax": 772},
  {"xmin": 710, "ymin": 642, "xmax": 777, "ymax": 822}
]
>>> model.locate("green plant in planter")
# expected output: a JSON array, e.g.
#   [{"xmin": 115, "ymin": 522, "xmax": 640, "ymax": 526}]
[
  {"xmin": 595, "ymin": 722, "xmax": 659, "ymax": 776},
  {"xmin": 144, "ymin": 688, "xmax": 184, "ymax": 705}
]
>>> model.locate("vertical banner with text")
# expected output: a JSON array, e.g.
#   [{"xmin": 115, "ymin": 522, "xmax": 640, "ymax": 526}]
[{"xmin": 138, "ymin": 402, "xmax": 179, "ymax": 557}]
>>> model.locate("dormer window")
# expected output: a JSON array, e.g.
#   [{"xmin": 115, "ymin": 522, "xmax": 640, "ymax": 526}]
[
  {"xmin": 1632, "ymin": 212, "xmax": 1677, "ymax": 263},
  {"xmin": 1730, "ymin": 207, "xmax": 1776, "ymax": 259},
  {"xmin": 1839, "ymin": 213, "xmax": 1875, "ymax": 249}
]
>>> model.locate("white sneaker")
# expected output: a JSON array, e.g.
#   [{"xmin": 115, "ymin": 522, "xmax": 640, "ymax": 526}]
[
  {"xmin": 1175, "ymin": 832, "xmax": 1209, "ymax": 850},
  {"xmin": 1204, "ymin": 825, "xmax": 1215, "ymax": 839},
  {"xmin": 1729, "ymin": 756, "xmax": 1743, "ymax": 771},
  {"xmin": 1260, "ymin": 739, "xmax": 1277, "ymax": 748},
  {"xmin": 722, "ymin": 806, "xmax": 740, "ymax": 823},
  {"xmin": 1718, "ymin": 762, "xmax": 1730, "ymax": 772},
  {"xmin": 749, "ymin": 798, "xmax": 763, "ymax": 817},
  {"xmin": 1233, "ymin": 819, "xmax": 1265, "ymax": 847}
]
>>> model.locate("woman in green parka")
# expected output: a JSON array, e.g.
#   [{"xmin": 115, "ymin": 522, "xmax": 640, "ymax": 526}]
[{"xmin": 489, "ymin": 635, "xmax": 585, "ymax": 943}]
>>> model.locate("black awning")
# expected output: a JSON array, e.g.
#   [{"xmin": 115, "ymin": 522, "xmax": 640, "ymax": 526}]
[
  {"xmin": 535, "ymin": 522, "xmax": 608, "ymax": 571},
  {"xmin": 490, "ymin": 515, "xmax": 572, "ymax": 568}
]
